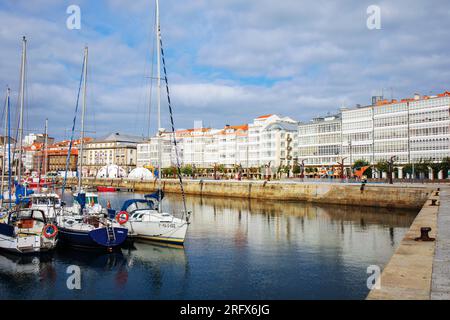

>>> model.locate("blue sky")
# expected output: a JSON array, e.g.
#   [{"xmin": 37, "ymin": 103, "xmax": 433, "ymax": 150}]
[{"xmin": 0, "ymin": 0, "xmax": 449, "ymax": 140}]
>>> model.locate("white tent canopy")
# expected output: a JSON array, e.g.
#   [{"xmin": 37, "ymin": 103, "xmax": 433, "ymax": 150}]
[
  {"xmin": 128, "ymin": 167, "xmax": 154, "ymax": 180},
  {"xmin": 96, "ymin": 165, "xmax": 127, "ymax": 179}
]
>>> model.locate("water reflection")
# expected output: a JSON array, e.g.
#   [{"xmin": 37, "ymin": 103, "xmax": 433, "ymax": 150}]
[{"xmin": 0, "ymin": 193, "xmax": 417, "ymax": 300}]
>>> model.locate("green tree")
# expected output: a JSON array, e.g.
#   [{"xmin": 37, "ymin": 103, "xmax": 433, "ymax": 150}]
[
  {"xmin": 403, "ymin": 163, "xmax": 413, "ymax": 177},
  {"xmin": 415, "ymin": 159, "xmax": 430, "ymax": 177},
  {"xmin": 181, "ymin": 165, "xmax": 194, "ymax": 177},
  {"xmin": 376, "ymin": 160, "xmax": 389, "ymax": 173},
  {"xmin": 293, "ymin": 163, "xmax": 301, "ymax": 175},
  {"xmin": 217, "ymin": 164, "xmax": 226, "ymax": 173}
]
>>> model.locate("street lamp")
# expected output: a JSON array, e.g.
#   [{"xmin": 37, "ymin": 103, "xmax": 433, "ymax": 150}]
[{"xmin": 388, "ymin": 155, "xmax": 397, "ymax": 185}]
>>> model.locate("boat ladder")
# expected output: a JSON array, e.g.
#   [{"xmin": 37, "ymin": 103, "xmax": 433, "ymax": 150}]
[{"xmin": 106, "ymin": 226, "xmax": 116, "ymax": 243}]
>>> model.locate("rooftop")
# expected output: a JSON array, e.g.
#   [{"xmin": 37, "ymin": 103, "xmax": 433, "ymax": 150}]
[{"xmin": 92, "ymin": 133, "xmax": 145, "ymax": 143}]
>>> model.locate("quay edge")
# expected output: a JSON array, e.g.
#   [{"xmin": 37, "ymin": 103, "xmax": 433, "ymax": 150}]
[
  {"xmin": 367, "ymin": 188, "xmax": 449, "ymax": 300},
  {"xmin": 61, "ymin": 178, "xmax": 434, "ymax": 210}
]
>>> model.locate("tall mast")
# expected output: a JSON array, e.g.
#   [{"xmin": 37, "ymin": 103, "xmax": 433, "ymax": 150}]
[
  {"xmin": 18, "ymin": 36, "xmax": 27, "ymax": 183},
  {"xmin": 1, "ymin": 87, "xmax": 9, "ymax": 207},
  {"xmin": 78, "ymin": 46, "xmax": 88, "ymax": 192},
  {"xmin": 43, "ymin": 118, "xmax": 48, "ymax": 177},
  {"xmin": 156, "ymin": 0, "xmax": 162, "ymax": 212}
]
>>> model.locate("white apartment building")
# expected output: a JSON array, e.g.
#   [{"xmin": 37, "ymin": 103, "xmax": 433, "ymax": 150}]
[
  {"xmin": 136, "ymin": 132, "xmax": 177, "ymax": 169},
  {"xmin": 247, "ymin": 115, "xmax": 298, "ymax": 168},
  {"xmin": 297, "ymin": 91, "xmax": 450, "ymax": 173},
  {"xmin": 297, "ymin": 115, "xmax": 342, "ymax": 166},
  {"xmin": 217, "ymin": 125, "xmax": 248, "ymax": 168},
  {"xmin": 178, "ymin": 128, "xmax": 219, "ymax": 168}
]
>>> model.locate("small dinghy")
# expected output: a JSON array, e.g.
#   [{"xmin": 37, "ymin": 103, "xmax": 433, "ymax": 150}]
[{"xmin": 0, "ymin": 209, "xmax": 58, "ymax": 254}]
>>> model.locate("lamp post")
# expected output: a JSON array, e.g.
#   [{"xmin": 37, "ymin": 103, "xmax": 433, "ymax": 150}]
[{"xmin": 388, "ymin": 156, "xmax": 397, "ymax": 185}]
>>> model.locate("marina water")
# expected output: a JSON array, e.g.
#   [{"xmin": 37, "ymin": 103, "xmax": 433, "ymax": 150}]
[{"xmin": 0, "ymin": 192, "xmax": 416, "ymax": 300}]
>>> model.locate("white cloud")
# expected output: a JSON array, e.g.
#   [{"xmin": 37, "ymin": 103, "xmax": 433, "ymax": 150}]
[{"xmin": 0, "ymin": 0, "xmax": 449, "ymax": 139}]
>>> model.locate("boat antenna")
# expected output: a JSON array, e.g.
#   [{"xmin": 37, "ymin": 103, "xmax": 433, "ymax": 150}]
[{"xmin": 157, "ymin": 1, "xmax": 188, "ymax": 218}]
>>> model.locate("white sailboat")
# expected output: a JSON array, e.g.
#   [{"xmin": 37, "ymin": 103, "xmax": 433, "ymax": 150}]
[
  {"xmin": 0, "ymin": 37, "xmax": 58, "ymax": 254},
  {"xmin": 118, "ymin": 0, "xmax": 190, "ymax": 245}
]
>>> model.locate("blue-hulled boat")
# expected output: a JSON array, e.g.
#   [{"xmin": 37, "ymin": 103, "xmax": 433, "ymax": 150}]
[{"xmin": 57, "ymin": 193, "xmax": 128, "ymax": 251}]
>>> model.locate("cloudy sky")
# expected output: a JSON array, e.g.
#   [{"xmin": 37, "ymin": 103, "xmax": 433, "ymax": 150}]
[{"xmin": 0, "ymin": 0, "xmax": 449, "ymax": 140}]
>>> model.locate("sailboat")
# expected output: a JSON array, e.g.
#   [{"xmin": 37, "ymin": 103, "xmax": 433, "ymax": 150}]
[
  {"xmin": 56, "ymin": 47, "xmax": 128, "ymax": 250},
  {"xmin": 0, "ymin": 39, "xmax": 58, "ymax": 254},
  {"xmin": 1, "ymin": 37, "xmax": 34, "ymax": 205},
  {"xmin": 117, "ymin": 0, "xmax": 190, "ymax": 245}
]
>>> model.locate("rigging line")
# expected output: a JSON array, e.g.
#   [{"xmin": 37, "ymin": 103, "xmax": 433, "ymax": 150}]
[
  {"xmin": 159, "ymin": 34, "xmax": 188, "ymax": 218},
  {"xmin": 61, "ymin": 55, "xmax": 85, "ymax": 199}
]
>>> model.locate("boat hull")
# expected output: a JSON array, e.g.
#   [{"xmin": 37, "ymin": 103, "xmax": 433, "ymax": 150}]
[
  {"xmin": 97, "ymin": 186, "xmax": 116, "ymax": 193},
  {"xmin": 0, "ymin": 233, "xmax": 57, "ymax": 254},
  {"xmin": 58, "ymin": 226, "xmax": 128, "ymax": 249},
  {"xmin": 127, "ymin": 220, "xmax": 188, "ymax": 245}
]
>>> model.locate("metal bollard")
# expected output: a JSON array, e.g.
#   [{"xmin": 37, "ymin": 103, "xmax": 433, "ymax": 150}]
[{"xmin": 414, "ymin": 227, "xmax": 435, "ymax": 242}]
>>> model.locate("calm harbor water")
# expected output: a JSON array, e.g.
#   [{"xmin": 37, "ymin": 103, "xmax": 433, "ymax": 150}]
[{"xmin": 0, "ymin": 192, "xmax": 417, "ymax": 300}]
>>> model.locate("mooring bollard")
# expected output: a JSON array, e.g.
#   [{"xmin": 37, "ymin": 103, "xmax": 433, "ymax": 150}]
[
  {"xmin": 435, "ymin": 191, "xmax": 439, "ymax": 196},
  {"xmin": 414, "ymin": 227, "xmax": 435, "ymax": 242},
  {"xmin": 431, "ymin": 199, "xmax": 438, "ymax": 206}
]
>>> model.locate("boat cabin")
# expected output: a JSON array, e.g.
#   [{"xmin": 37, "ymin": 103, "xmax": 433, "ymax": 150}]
[
  {"xmin": 121, "ymin": 199, "xmax": 156, "ymax": 214},
  {"xmin": 30, "ymin": 194, "xmax": 61, "ymax": 207}
]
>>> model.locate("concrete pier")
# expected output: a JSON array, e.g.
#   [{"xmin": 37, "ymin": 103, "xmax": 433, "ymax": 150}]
[
  {"xmin": 431, "ymin": 188, "xmax": 450, "ymax": 299},
  {"xmin": 61, "ymin": 178, "xmax": 433, "ymax": 210},
  {"xmin": 367, "ymin": 188, "xmax": 450, "ymax": 300}
]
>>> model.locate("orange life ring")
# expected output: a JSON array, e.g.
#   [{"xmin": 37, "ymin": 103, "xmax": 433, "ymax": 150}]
[
  {"xmin": 116, "ymin": 211, "xmax": 129, "ymax": 225},
  {"xmin": 42, "ymin": 224, "xmax": 58, "ymax": 239}
]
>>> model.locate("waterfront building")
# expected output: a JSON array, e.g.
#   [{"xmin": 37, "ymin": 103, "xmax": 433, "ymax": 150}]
[
  {"xmin": 248, "ymin": 115, "xmax": 298, "ymax": 169},
  {"xmin": 136, "ymin": 131, "xmax": 180, "ymax": 169},
  {"xmin": 23, "ymin": 133, "xmax": 54, "ymax": 146},
  {"xmin": 33, "ymin": 138, "xmax": 89, "ymax": 173},
  {"xmin": 0, "ymin": 136, "xmax": 16, "ymax": 175},
  {"xmin": 177, "ymin": 127, "xmax": 220, "ymax": 169},
  {"xmin": 83, "ymin": 133, "xmax": 144, "ymax": 176},
  {"xmin": 23, "ymin": 142, "xmax": 43, "ymax": 172},
  {"xmin": 217, "ymin": 124, "xmax": 248, "ymax": 168},
  {"xmin": 297, "ymin": 115, "xmax": 342, "ymax": 167},
  {"xmin": 297, "ymin": 91, "xmax": 450, "ymax": 178}
]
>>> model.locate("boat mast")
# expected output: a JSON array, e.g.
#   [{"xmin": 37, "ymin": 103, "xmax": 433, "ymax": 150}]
[
  {"xmin": 1, "ymin": 87, "xmax": 9, "ymax": 207},
  {"xmin": 156, "ymin": 0, "xmax": 162, "ymax": 212},
  {"xmin": 18, "ymin": 36, "xmax": 27, "ymax": 183},
  {"xmin": 78, "ymin": 46, "xmax": 88, "ymax": 192},
  {"xmin": 43, "ymin": 118, "xmax": 48, "ymax": 177}
]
